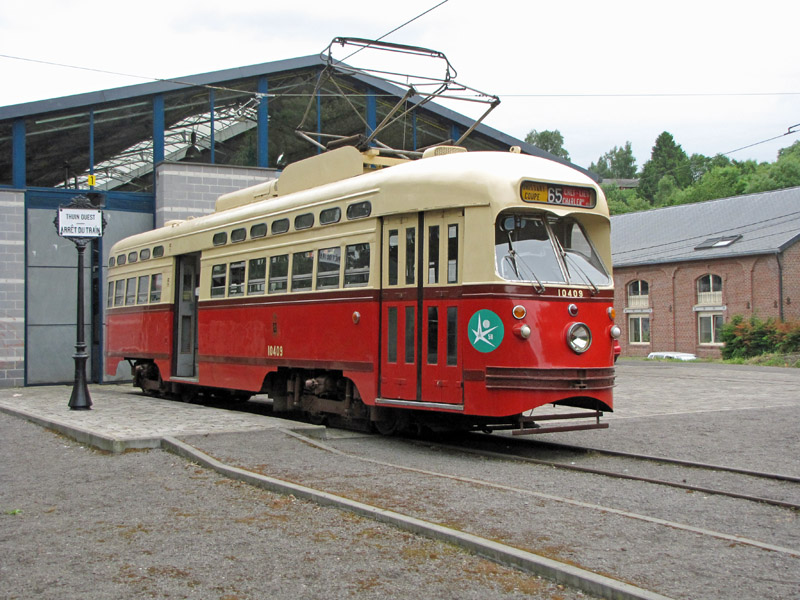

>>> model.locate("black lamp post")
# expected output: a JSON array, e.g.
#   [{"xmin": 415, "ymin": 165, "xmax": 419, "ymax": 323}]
[{"xmin": 55, "ymin": 193, "xmax": 106, "ymax": 410}]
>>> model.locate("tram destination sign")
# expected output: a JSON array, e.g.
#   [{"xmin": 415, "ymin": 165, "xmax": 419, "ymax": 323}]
[
  {"xmin": 520, "ymin": 181, "xmax": 596, "ymax": 208},
  {"xmin": 57, "ymin": 207, "xmax": 104, "ymax": 238}
]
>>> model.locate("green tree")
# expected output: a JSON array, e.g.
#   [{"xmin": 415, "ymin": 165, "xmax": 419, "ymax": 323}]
[
  {"xmin": 638, "ymin": 131, "xmax": 692, "ymax": 203},
  {"xmin": 525, "ymin": 129, "xmax": 570, "ymax": 161},
  {"xmin": 743, "ymin": 141, "xmax": 800, "ymax": 194},
  {"xmin": 589, "ymin": 141, "xmax": 637, "ymax": 179}
]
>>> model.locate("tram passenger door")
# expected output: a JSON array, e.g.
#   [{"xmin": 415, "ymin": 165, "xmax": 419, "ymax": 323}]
[
  {"xmin": 380, "ymin": 216, "xmax": 418, "ymax": 400},
  {"xmin": 175, "ymin": 253, "xmax": 200, "ymax": 378},
  {"xmin": 380, "ymin": 211, "xmax": 463, "ymax": 405},
  {"xmin": 420, "ymin": 211, "xmax": 463, "ymax": 405}
]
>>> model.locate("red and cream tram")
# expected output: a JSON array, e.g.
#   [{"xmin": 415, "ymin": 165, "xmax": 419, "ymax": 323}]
[{"xmin": 106, "ymin": 145, "xmax": 620, "ymax": 434}]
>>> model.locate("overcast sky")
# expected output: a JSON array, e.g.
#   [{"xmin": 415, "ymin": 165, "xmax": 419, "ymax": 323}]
[{"xmin": 1, "ymin": 0, "xmax": 797, "ymax": 170}]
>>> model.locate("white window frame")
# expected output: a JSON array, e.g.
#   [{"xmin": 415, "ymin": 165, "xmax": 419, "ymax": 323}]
[
  {"xmin": 698, "ymin": 311, "xmax": 724, "ymax": 345},
  {"xmin": 628, "ymin": 314, "xmax": 651, "ymax": 344}
]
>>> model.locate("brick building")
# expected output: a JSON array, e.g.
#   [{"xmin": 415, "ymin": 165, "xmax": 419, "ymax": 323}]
[{"xmin": 611, "ymin": 186, "xmax": 800, "ymax": 358}]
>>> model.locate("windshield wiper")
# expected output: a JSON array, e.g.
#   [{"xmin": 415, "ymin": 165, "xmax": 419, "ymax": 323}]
[
  {"xmin": 504, "ymin": 232, "xmax": 545, "ymax": 294},
  {"xmin": 555, "ymin": 239, "xmax": 599, "ymax": 296}
]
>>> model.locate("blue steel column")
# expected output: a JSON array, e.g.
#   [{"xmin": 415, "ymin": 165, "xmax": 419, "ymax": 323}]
[
  {"xmin": 153, "ymin": 94, "xmax": 165, "ymax": 165},
  {"xmin": 12, "ymin": 119, "xmax": 25, "ymax": 189},
  {"xmin": 209, "ymin": 89, "xmax": 216, "ymax": 164},
  {"xmin": 412, "ymin": 110, "xmax": 418, "ymax": 151},
  {"xmin": 257, "ymin": 77, "xmax": 269, "ymax": 167},
  {"xmin": 450, "ymin": 123, "xmax": 460, "ymax": 144},
  {"xmin": 89, "ymin": 109, "xmax": 95, "ymax": 188},
  {"xmin": 366, "ymin": 88, "xmax": 377, "ymax": 142}
]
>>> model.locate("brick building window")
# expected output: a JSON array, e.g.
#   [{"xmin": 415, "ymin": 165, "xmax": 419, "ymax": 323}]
[
  {"xmin": 698, "ymin": 313, "xmax": 724, "ymax": 345},
  {"xmin": 629, "ymin": 315, "xmax": 651, "ymax": 344},
  {"xmin": 697, "ymin": 274, "xmax": 722, "ymax": 305},
  {"xmin": 627, "ymin": 280, "xmax": 649, "ymax": 309}
]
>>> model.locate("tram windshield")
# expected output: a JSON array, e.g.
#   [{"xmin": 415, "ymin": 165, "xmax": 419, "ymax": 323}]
[{"xmin": 494, "ymin": 213, "xmax": 610, "ymax": 288}]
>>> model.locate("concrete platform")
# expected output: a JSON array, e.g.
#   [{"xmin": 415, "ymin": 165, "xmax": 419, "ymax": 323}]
[{"xmin": 0, "ymin": 383, "xmax": 324, "ymax": 453}]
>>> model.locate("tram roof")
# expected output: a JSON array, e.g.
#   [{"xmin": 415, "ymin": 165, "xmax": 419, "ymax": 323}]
[
  {"xmin": 109, "ymin": 149, "xmax": 608, "ymax": 253},
  {"xmin": 611, "ymin": 185, "xmax": 800, "ymax": 267}
]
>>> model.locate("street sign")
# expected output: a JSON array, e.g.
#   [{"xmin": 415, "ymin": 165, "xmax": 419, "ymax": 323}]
[{"xmin": 57, "ymin": 207, "xmax": 104, "ymax": 238}]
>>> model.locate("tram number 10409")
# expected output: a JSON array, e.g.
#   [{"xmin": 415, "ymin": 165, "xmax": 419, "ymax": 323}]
[{"xmin": 558, "ymin": 288, "xmax": 585, "ymax": 298}]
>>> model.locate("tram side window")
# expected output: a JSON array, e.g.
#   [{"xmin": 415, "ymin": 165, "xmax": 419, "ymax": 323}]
[
  {"xmin": 128, "ymin": 252, "xmax": 138, "ymax": 264},
  {"xmin": 153, "ymin": 246, "xmax": 164, "ymax": 258},
  {"xmin": 211, "ymin": 264, "xmax": 226, "ymax": 298},
  {"xmin": 140, "ymin": 248, "xmax": 151, "ymax": 261},
  {"xmin": 317, "ymin": 247, "xmax": 341, "ymax": 289},
  {"xmin": 248, "ymin": 258, "xmax": 266, "ymax": 295},
  {"xmin": 447, "ymin": 306, "xmax": 458, "ymax": 365},
  {"xmin": 229, "ymin": 261, "xmax": 245, "ymax": 296},
  {"xmin": 107, "ymin": 281, "xmax": 114, "ymax": 307},
  {"xmin": 269, "ymin": 255, "xmax": 289, "ymax": 293},
  {"xmin": 231, "ymin": 228, "xmax": 246, "ymax": 243},
  {"xmin": 387, "ymin": 307, "xmax": 398, "ymax": 363},
  {"xmin": 447, "ymin": 224, "xmax": 459, "ymax": 283},
  {"xmin": 347, "ymin": 201, "xmax": 371, "ymax": 220},
  {"xmin": 427, "ymin": 306, "xmax": 439, "ymax": 364},
  {"xmin": 405, "ymin": 306, "xmax": 415, "ymax": 364},
  {"xmin": 428, "ymin": 225, "xmax": 440, "ymax": 284},
  {"xmin": 114, "ymin": 280, "xmax": 125, "ymax": 306},
  {"xmin": 150, "ymin": 274, "xmax": 162, "ymax": 302},
  {"xmin": 250, "ymin": 223, "xmax": 267, "ymax": 239},
  {"xmin": 295, "ymin": 213, "xmax": 314, "ymax": 230},
  {"xmin": 344, "ymin": 243, "xmax": 370, "ymax": 287},
  {"xmin": 405, "ymin": 228, "xmax": 416, "ymax": 285},
  {"xmin": 291, "ymin": 251, "xmax": 314, "ymax": 291},
  {"xmin": 136, "ymin": 275, "xmax": 149, "ymax": 304},
  {"xmin": 388, "ymin": 230, "xmax": 399, "ymax": 286},
  {"xmin": 272, "ymin": 219, "xmax": 290, "ymax": 235},
  {"xmin": 125, "ymin": 277, "xmax": 137, "ymax": 305},
  {"xmin": 320, "ymin": 207, "xmax": 341, "ymax": 225}
]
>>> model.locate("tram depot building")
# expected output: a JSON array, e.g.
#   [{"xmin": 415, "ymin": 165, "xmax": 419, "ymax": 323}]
[
  {"xmin": 0, "ymin": 53, "xmax": 581, "ymax": 388},
  {"xmin": 2, "ymin": 53, "xmax": 800, "ymax": 387}
]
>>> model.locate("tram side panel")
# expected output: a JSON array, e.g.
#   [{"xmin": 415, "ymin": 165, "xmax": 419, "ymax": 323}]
[
  {"xmin": 195, "ymin": 293, "xmax": 381, "ymax": 400},
  {"xmin": 106, "ymin": 306, "xmax": 174, "ymax": 378}
]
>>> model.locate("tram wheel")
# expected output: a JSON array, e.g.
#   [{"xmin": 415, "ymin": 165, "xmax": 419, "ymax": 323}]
[{"xmin": 373, "ymin": 408, "xmax": 407, "ymax": 436}]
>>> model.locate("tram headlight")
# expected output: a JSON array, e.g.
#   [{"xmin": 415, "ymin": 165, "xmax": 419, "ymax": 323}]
[
  {"xmin": 610, "ymin": 325, "xmax": 621, "ymax": 339},
  {"xmin": 566, "ymin": 322, "xmax": 592, "ymax": 354}
]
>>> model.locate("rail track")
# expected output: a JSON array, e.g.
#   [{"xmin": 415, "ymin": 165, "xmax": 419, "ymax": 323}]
[{"xmin": 427, "ymin": 433, "xmax": 800, "ymax": 511}]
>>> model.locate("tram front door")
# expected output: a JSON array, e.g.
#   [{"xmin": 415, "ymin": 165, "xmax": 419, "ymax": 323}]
[{"xmin": 380, "ymin": 211, "xmax": 463, "ymax": 405}]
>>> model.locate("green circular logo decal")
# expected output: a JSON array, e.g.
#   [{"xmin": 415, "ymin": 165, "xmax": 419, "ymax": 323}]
[{"xmin": 468, "ymin": 310, "xmax": 504, "ymax": 353}]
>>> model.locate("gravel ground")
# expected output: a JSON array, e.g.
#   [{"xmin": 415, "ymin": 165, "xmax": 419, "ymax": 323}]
[
  {"xmin": 0, "ymin": 413, "xmax": 596, "ymax": 600},
  {"xmin": 182, "ymin": 419, "xmax": 800, "ymax": 600}
]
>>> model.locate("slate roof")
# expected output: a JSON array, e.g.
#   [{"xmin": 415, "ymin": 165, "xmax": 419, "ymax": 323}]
[{"xmin": 611, "ymin": 186, "xmax": 800, "ymax": 267}]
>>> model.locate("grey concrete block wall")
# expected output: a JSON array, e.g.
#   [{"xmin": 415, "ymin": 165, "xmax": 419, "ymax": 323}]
[
  {"xmin": 155, "ymin": 162, "xmax": 277, "ymax": 227},
  {"xmin": 0, "ymin": 190, "xmax": 25, "ymax": 387}
]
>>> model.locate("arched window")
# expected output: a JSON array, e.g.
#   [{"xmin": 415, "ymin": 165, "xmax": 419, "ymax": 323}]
[
  {"xmin": 627, "ymin": 280, "xmax": 649, "ymax": 308},
  {"xmin": 696, "ymin": 274, "xmax": 722, "ymax": 305}
]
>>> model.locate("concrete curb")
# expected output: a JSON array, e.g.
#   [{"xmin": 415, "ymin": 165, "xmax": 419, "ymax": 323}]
[{"xmin": 162, "ymin": 435, "xmax": 674, "ymax": 600}]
